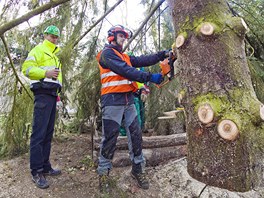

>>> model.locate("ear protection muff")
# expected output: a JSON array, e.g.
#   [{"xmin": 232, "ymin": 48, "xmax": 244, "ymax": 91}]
[
  {"xmin": 107, "ymin": 36, "xmax": 115, "ymax": 42},
  {"xmin": 107, "ymin": 29, "xmax": 115, "ymax": 43}
]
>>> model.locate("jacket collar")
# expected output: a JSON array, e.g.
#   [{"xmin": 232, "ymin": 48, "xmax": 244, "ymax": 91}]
[
  {"xmin": 104, "ymin": 43, "xmax": 122, "ymax": 53},
  {"xmin": 43, "ymin": 39, "xmax": 60, "ymax": 53}
]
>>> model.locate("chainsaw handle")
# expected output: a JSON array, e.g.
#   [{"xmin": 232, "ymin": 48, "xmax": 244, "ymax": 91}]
[{"xmin": 155, "ymin": 79, "xmax": 170, "ymax": 89}]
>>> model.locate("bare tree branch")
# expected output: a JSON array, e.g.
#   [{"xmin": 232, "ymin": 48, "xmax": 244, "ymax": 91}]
[
  {"xmin": 123, "ymin": 0, "xmax": 166, "ymax": 52},
  {"xmin": 0, "ymin": 0, "xmax": 70, "ymax": 35},
  {"xmin": 72, "ymin": 0, "xmax": 124, "ymax": 48}
]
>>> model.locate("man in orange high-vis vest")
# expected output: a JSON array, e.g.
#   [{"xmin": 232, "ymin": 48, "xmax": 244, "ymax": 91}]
[{"xmin": 96, "ymin": 24, "xmax": 170, "ymax": 193}]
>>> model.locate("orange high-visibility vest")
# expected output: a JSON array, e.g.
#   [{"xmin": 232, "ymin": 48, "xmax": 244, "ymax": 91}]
[{"xmin": 97, "ymin": 48, "xmax": 138, "ymax": 95}]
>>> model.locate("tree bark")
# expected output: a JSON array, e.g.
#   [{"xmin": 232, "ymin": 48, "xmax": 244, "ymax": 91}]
[{"xmin": 168, "ymin": 0, "xmax": 264, "ymax": 192}]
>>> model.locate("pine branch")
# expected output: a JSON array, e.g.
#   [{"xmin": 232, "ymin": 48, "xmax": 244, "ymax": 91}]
[
  {"xmin": 229, "ymin": 0, "xmax": 264, "ymax": 55},
  {"xmin": 0, "ymin": 35, "xmax": 33, "ymax": 100},
  {"xmin": 123, "ymin": 0, "xmax": 166, "ymax": 52},
  {"xmin": 131, "ymin": 6, "xmax": 169, "ymax": 52},
  {"xmin": 72, "ymin": 0, "xmax": 124, "ymax": 48},
  {"xmin": 229, "ymin": 0, "xmax": 263, "ymax": 27}
]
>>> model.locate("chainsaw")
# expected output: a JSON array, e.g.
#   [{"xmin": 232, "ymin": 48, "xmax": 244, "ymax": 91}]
[{"xmin": 156, "ymin": 51, "xmax": 177, "ymax": 88}]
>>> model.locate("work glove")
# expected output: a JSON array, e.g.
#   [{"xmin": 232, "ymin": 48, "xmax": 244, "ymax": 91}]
[
  {"xmin": 140, "ymin": 91, "xmax": 148, "ymax": 102},
  {"xmin": 140, "ymin": 86, "xmax": 150, "ymax": 102},
  {"xmin": 150, "ymin": 73, "xmax": 164, "ymax": 84},
  {"xmin": 157, "ymin": 49, "xmax": 172, "ymax": 60},
  {"xmin": 164, "ymin": 49, "xmax": 172, "ymax": 58}
]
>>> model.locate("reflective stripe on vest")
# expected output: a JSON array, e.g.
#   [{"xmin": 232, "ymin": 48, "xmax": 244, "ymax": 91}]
[
  {"xmin": 97, "ymin": 48, "xmax": 138, "ymax": 95},
  {"xmin": 101, "ymin": 71, "xmax": 118, "ymax": 79},
  {"xmin": 102, "ymin": 79, "xmax": 132, "ymax": 88}
]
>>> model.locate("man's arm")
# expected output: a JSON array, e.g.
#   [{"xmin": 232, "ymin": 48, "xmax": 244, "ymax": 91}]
[
  {"xmin": 100, "ymin": 49, "xmax": 151, "ymax": 83},
  {"xmin": 22, "ymin": 47, "xmax": 46, "ymax": 80},
  {"xmin": 129, "ymin": 50, "xmax": 168, "ymax": 68}
]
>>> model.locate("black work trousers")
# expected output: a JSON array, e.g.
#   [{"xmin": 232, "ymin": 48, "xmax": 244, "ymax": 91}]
[{"xmin": 30, "ymin": 94, "xmax": 57, "ymax": 176}]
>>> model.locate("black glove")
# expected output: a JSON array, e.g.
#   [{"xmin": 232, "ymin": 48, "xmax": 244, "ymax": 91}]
[
  {"xmin": 157, "ymin": 49, "xmax": 172, "ymax": 60},
  {"xmin": 150, "ymin": 73, "xmax": 164, "ymax": 84},
  {"xmin": 164, "ymin": 49, "xmax": 172, "ymax": 58}
]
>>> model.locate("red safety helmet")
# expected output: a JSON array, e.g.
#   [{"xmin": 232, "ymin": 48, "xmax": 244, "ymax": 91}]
[{"xmin": 107, "ymin": 25, "xmax": 132, "ymax": 43}]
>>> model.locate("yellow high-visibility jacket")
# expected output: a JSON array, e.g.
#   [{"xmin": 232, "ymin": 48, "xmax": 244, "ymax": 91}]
[
  {"xmin": 136, "ymin": 81, "xmax": 144, "ymax": 90},
  {"xmin": 22, "ymin": 39, "xmax": 62, "ymax": 92}
]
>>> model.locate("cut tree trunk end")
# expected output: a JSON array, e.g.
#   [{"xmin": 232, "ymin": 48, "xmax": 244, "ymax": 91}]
[
  {"xmin": 198, "ymin": 22, "xmax": 215, "ymax": 35},
  {"xmin": 217, "ymin": 119, "xmax": 239, "ymax": 140},
  {"xmin": 176, "ymin": 34, "xmax": 186, "ymax": 48},
  {"xmin": 259, "ymin": 104, "xmax": 264, "ymax": 120},
  {"xmin": 197, "ymin": 104, "xmax": 214, "ymax": 124}
]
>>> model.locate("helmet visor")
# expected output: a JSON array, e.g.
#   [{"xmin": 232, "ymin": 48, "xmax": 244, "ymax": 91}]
[{"xmin": 123, "ymin": 27, "xmax": 133, "ymax": 39}]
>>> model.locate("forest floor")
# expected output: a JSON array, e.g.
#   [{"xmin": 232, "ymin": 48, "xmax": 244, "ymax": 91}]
[{"xmin": 0, "ymin": 132, "xmax": 264, "ymax": 198}]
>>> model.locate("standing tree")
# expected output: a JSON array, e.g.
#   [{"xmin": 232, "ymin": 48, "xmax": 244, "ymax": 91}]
[{"xmin": 168, "ymin": 0, "xmax": 264, "ymax": 192}]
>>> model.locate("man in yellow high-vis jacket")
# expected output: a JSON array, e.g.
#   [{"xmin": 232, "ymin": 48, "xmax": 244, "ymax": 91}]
[{"xmin": 22, "ymin": 25, "xmax": 62, "ymax": 189}]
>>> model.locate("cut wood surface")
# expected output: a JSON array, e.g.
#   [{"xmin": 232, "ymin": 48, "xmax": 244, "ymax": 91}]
[
  {"xmin": 158, "ymin": 109, "xmax": 184, "ymax": 119},
  {"xmin": 158, "ymin": 115, "xmax": 176, "ymax": 119},
  {"xmin": 163, "ymin": 110, "xmax": 183, "ymax": 116},
  {"xmin": 94, "ymin": 133, "xmax": 187, "ymax": 150}
]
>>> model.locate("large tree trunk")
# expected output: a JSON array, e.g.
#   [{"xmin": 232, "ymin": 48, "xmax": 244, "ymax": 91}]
[{"xmin": 167, "ymin": 0, "xmax": 264, "ymax": 192}]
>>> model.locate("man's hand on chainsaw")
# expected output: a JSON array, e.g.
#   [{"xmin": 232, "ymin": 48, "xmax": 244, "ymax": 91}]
[
  {"xmin": 164, "ymin": 49, "xmax": 172, "ymax": 58},
  {"xmin": 164, "ymin": 49, "xmax": 177, "ymax": 60}
]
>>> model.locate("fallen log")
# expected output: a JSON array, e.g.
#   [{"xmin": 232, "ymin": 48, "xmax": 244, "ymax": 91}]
[
  {"xmin": 93, "ymin": 145, "xmax": 187, "ymax": 167},
  {"xmin": 143, "ymin": 145, "xmax": 187, "ymax": 167},
  {"xmin": 94, "ymin": 133, "xmax": 186, "ymax": 150}
]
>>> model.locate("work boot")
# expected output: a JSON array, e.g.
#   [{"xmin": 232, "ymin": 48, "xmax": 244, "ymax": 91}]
[
  {"xmin": 99, "ymin": 174, "xmax": 111, "ymax": 194},
  {"xmin": 43, "ymin": 168, "xmax": 62, "ymax": 176},
  {"xmin": 32, "ymin": 172, "xmax": 49, "ymax": 189},
  {"xmin": 131, "ymin": 170, "xmax": 149, "ymax": 189}
]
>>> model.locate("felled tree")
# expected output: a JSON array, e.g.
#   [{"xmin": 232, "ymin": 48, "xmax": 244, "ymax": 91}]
[{"xmin": 167, "ymin": 0, "xmax": 264, "ymax": 192}]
